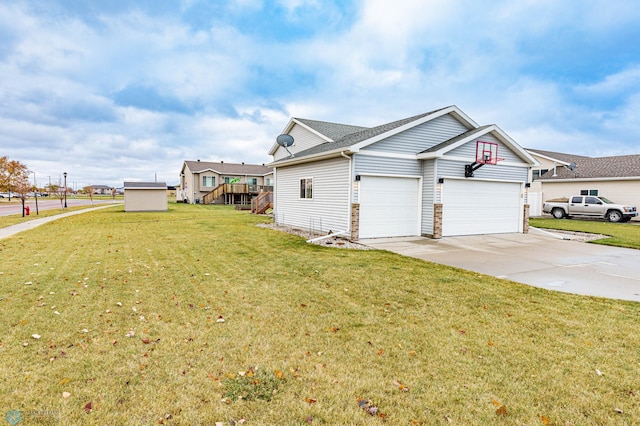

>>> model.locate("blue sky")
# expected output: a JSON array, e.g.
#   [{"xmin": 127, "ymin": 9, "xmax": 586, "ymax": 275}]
[{"xmin": 1, "ymin": 0, "xmax": 640, "ymax": 188}]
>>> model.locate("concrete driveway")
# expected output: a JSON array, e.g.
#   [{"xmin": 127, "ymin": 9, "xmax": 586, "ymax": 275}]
[{"xmin": 361, "ymin": 228, "xmax": 640, "ymax": 302}]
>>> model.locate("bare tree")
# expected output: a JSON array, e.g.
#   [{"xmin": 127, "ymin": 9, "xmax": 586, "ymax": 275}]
[
  {"xmin": 48, "ymin": 183, "xmax": 66, "ymax": 209},
  {"xmin": 83, "ymin": 185, "xmax": 95, "ymax": 206}
]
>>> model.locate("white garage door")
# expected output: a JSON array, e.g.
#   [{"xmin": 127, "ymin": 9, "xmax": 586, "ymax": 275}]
[
  {"xmin": 359, "ymin": 176, "xmax": 420, "ymax": 239},
  {"xmin": 442, "ymin": 179, "xmax": 521, "ymax": 236}
]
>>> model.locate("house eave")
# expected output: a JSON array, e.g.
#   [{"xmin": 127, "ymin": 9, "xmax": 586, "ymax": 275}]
[{"xmin": 268, "ymin": 149, "xmax": 352, "ymax": 168}]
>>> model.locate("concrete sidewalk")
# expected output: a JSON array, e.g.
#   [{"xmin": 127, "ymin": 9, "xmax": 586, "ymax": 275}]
[{"xmin": 0, "ymin": 204, "xmax": 122, "ymax": 240}]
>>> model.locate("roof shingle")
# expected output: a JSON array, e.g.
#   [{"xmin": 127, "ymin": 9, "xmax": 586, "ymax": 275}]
[
  {"xmin": 184, "ymin": 161, "xmax": 273, "ymax": 175},
  {"xmin": 539, "ymin": 154, "xmax": 640, "ymax": 179}
]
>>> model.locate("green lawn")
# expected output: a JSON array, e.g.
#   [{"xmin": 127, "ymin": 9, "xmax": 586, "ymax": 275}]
[
  {"xmin": 531, "ymin": 217, "xmax": 640, "ymax": 249},
  {"xmin": 0, "ymin": 205, "xmax": 104, "ymax": 229},
  {"xmin": 1, "ymin": 204, "xmax": 640, "ymax": 424}
]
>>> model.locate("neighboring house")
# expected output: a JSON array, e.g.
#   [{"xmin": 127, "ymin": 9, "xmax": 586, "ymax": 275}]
[
  {"xmin": 528, "ymin": 149, "xmax": 640, "ymax": 219},
  {"xmin": 178, "ymin": 160, "xmax": 273, "ymax": 204},
  {"xmin": 124, "ymin": 182, "xmax": 168, "ymax": 212},
  {"xmin": 92, "ymin": 184, "xmax": 113, "ymax": 195},
  {"xmin": 268, "ymin": 105, "xmax": 538, "ymax": 240}
]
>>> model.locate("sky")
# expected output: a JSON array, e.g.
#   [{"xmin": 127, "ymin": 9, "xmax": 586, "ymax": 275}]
[{"xmin": 2, "ymin": 0, "xmax": 640, "ymax": 188}]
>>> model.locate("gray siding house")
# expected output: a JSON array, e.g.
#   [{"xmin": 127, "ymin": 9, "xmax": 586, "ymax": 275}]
[{"xmin": 268, "ymin": 105, "xmax": 538, "ymax": 240}]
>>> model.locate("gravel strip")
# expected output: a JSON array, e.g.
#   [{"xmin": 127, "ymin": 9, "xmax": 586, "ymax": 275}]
[{"xmin": 256, "ymin": 222, "xmax": 373, "ymax": 249}]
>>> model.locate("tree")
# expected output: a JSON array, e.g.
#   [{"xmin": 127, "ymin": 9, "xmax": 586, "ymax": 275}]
[
  {"xmin": 13, "ymin": 173, "xmax": 31, "ymax": 217},
  {"xmin": 0, "ymin": 156, "xmax": 29, "ymax": 202},
  {"xmin": 48, "ymin": 183, "xmax": 66, "ymax": 209},
  {"xmin": 83, "ymin": 185, "xmax": 95, "ymax": 205}
]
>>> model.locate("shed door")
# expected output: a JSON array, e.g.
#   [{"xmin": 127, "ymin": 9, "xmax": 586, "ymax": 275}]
[
  {"xmin": 359, "ymin": 176, "xmax": 420, "ymax": 239},
  {"xmin": 442, "ymin": 179, "xmax": 521, "ymax": 236}
]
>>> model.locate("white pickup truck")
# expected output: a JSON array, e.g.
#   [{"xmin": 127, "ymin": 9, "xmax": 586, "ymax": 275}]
[{"xmin": 543, "ymin": 195, "xmax": 638, "ymax": 222}]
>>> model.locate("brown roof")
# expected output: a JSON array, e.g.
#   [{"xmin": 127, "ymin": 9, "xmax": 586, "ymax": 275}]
[
  {"xmin": 538, "ymin": 154, "xmax": 640, "ymax": 180},
  {"xmin": 124, "ymin": 181, "xmax": 167, "ymax": 189},
  {"xmin": 527, "ymin": 149, "xmax": 591, "ymax": 164},
  {"xmin": 184, "ymin": 161, "xmax": 273, "ymax": 176}
]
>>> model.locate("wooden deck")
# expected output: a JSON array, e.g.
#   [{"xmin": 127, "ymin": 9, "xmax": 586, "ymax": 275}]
[{"xmin": 202, "ymin": 184, "xmax": 273, "ymax": 205}]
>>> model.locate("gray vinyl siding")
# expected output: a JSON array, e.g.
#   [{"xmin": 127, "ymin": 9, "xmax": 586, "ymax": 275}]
[
  {"xmin": 447, "ymin": 134, "xmax": 524, "ymax": 163},
  {"xmin": 361, "ymin": 115, "xmax": 471, "ymax": 154},
  {"xmin": 274, "ymin": 157, "xmax": 350, "ymax": 233},
  {"xmin": 437, "ymin": 159, "xmax": 529, "ymax": 181},
  {"xmin": 273, "ymin": 124, "xmax": 328, "ymax": 161},
  {"xmin": 421, "ymin": 160, "xmax": 436, "ymax": 235},
  {"xmin": 354, "ymin": 154, "xmax": 422, "ymax": 176}
]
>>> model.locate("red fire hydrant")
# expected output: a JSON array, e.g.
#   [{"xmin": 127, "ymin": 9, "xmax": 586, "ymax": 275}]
[{"xmin": 25, "ymin": 206, "xmax": 30, "ymax": 215}]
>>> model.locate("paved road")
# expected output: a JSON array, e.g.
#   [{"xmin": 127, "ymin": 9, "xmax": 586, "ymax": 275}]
[
  {"xmin": 0, "ymin": 198, "xmax": 119, "ymax": 216},
  {"xmin": 361, "ymin": 228, "xmax": 640, "ymax": 302}
]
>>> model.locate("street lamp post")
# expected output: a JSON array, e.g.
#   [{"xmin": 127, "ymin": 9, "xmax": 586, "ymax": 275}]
[{"xmin": 63, "ymin": 172, "xmax": 68, "ymax": 208}]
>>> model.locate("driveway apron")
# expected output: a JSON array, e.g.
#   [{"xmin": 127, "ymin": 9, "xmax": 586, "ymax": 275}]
[{"xmin": 361, "ymin": 228, "xmax": 640, "ymax": 302}]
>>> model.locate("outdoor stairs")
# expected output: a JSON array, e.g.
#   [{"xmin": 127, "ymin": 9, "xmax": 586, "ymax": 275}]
[{"xmin": 251, "ymin": 191, "xmax": 273, "ymax": 214}]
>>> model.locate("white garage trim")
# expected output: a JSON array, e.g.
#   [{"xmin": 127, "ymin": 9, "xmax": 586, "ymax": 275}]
[
  {"xmin": 358, "ymin": 174, "xmax": 422, "ymax": 239},
  {"xmin": 442, "ymin": 178, "xmax": 523, "ymax": 236}
]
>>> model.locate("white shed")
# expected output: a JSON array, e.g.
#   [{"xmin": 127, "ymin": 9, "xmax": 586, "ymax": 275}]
[{"xmin": 124, "ymin": 182, "xmax": 168, "ymax": 212}]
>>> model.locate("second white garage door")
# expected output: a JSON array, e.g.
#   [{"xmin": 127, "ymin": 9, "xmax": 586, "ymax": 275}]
[
  {"xmin": 442, "ymin": 179, "xmax": 521, "ymax": 236},
  {"xmin": 359, "ymin": 176, "xmax": 420, "ymax": 239}
]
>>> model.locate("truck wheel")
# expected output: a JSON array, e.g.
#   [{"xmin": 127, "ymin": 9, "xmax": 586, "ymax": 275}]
[
  {"xmin": 551, "ymin": 208, "xmax": 565, "ymax": 219},
  {"xmin": 607, "ymin": 210, "xmax": 623, "ymax": 223}
]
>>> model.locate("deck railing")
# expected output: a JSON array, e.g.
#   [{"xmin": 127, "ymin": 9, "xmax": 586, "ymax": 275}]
[
  {"xmin": 251, "ymin": 191, "xmax": 273, "ymax": 214},
  {"xmin": 203, "ymin": 184, "xmax": 274, "ymax": 204}
]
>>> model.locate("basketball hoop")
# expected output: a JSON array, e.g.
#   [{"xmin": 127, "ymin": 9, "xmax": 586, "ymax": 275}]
[
  {"xmin": 476, "ymin": 141, "xmax": 499, "ymax": 165},
  {"xmin": 465, "ymin": 140, "xmax": 503, "ymax": 177}
]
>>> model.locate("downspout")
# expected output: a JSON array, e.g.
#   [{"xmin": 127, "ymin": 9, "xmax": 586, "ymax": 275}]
[
  {"xmin": 273, "ymin": 167, "xmax": 278, "ymax": 224},
  {"xmin": 341, "ymin": 151, "xmax": 352, "ymax": 236}
]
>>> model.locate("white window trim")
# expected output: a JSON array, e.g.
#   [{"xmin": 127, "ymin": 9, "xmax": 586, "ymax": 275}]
[{"xmin": 299, "ymin": 177, "xmax": 313, "ymax": 200}]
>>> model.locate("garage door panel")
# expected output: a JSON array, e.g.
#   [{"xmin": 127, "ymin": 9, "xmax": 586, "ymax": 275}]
[
  {"xmin": 443, "ymin": 180, "xmax": 521, "ymax": 236},
  {"xmin": 359, "ymin": 176, "xmax": 420, "ymax": 239}
]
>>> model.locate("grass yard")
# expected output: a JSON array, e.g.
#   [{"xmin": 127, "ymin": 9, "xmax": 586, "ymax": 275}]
[
  {"xmin": 0, "ymin": 205, "xmax": 103, "ymax": 229},
  {"xmin": 1, "ymin": 204, "xmax": 640, "ymax": 424},
  {"xmin": 531, "ymin": 217, "xmax": 640, "ymax": 249}
]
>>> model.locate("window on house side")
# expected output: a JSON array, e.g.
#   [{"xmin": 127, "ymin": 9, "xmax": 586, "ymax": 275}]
[
  {"xmin": 202, "ymin": 176, "xmax": 216, "ymax": 187},
  {"xmin": 532, "ymin": 169, "xmax": 549, "ymax": 180},
  {"xmin": 300, "ymin": 178, "xmax": 313, "ymax": 199},
  {"xmin": 580, "ymin": 189, "xmax": 599, "ymax": 196}
]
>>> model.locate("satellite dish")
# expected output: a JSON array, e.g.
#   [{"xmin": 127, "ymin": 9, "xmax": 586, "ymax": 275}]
[
  {"xmin": 568, "ymin": 162, "xmax": 576, "ymax": 171},
  {"xmin": 276, "ymin": 134, "xmax": 294, "ymax": 156},
  {"xmin": 276, "ymin": 134, "xmax": 294, "ymax": 147}
]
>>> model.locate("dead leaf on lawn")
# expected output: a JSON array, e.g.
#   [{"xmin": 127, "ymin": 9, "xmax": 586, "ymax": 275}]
[
  {"xmin": 541, "ymin": 415, "xmax": 550, "ymax": 424},
  {"xmin": 495, "ymin": 405, "xmax": 508, "ymax": 416},
  {"xmin": 306, "ymin": 397, "xmax": 317, "ymax": 404},
  {"xmin": 84, "ymin": 401, "xmax": 92, "ymax": 414},
  {"xmin": 393, "ymin": 380, "xmax": 410, "ymax": 392}
]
